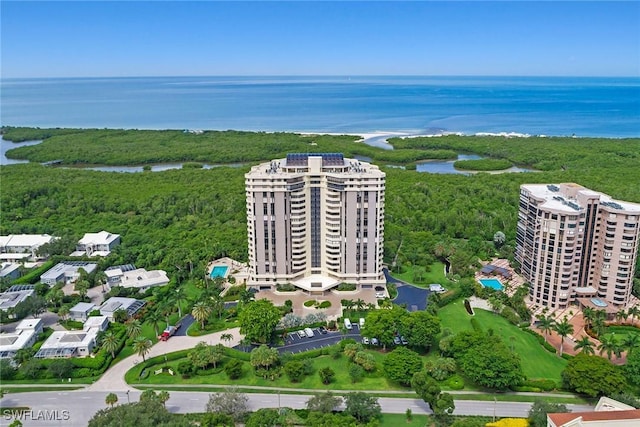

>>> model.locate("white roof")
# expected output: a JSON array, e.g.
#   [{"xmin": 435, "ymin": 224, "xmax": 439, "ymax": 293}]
[
  {"xmin": 0, "ymin": 234, "xmax": 55, "ymax": 249},
  {"xmin": 99, "ymin": 297, "xmax": 145, "ymax": 316},
  {"xmin": 0, "ymin": 263, "xmax": 20, "ymax": 277},
  {"xmin": 0, "ymin": 318, "xmax": 42, "ymax": 353},
  {"xmin": 38, "ymin": 316, "xmax": 107, "ymax": 353},
  {"xmin": 70, "ymin": 302, "xmax": 96, "ymax": 313},
  {"xmin": 40, "ymin": 262, "xmax": 98, "ymax": 281},
  {"xmin": 119, "ymin": 268, "xmax": 170, "ymax": 289},
  {"xmin": 78, "ymin": 231, "xmax": 120, "ymax": 245},
  {"xmin": 105, "ymin": 268, "xmax": 123, "ymax": 278},
  {"xmin": 293, "ymin": 274, "xmax": 340, "ymax": 292},
  {"xmin": 0, "ymin": 289, "xmax": 34, "ymax": 310}
]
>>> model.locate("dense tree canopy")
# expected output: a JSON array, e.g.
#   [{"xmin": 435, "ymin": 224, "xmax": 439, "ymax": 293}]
[
  {"xmin": 88, "ymin": 400, "xmax": 191, "ymax": 427},
  {"xmin": 2, "ymin": 128, "xmax": 639, "ymax": 292},
  {"xmin": 239, "ymin": 299, "xmax": 282, "ymax": 344},
  {"xmin": 562, "ymin": 354, "xmax": 628, "ymax": 397},
  {"xmin": 383, "ymin": 346, "xmax": 424, "ymax": 386}
]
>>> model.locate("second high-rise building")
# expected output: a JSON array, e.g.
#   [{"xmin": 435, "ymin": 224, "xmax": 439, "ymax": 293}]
[
  {"xmin": 516, "ymin": 183, "xmax": 640, "ymax": 309},
  {"xmin": 245, "ymin": 153, "xmax": 386, "ymax": 294}
]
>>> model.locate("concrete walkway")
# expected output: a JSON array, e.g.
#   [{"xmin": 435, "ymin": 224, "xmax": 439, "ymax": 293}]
[{"xmin": 85, "ymin": 327, "xmax": 242, "ymax": 392}]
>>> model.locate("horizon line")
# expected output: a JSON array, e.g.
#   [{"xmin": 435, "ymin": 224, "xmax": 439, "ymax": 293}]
[{"xmin": 2, "ymin": 73, "xmax": 639, "ymax": 80}]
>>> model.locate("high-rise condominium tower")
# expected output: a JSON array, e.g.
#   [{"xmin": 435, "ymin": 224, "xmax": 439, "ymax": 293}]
[
  {"xmin": 516, "ymin": 183, "xmax": 640, "ymax": 309},
  {"xmin": 245, "ymin": 153, "xmax": 386, "ymax": 294}
]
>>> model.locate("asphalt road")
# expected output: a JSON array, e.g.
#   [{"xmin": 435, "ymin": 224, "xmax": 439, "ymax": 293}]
[
  {"xmin": 277, "ymin": 326, "xmax": 362, "ymax": 354},
  {"xmin": 1, "ymin": 390, "xmax": 595, "ymax": 427}
]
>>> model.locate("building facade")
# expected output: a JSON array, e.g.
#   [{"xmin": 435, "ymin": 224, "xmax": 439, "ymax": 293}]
[
  {"xmin": 245, "ymin": 153, "xmax": 385, "ymax": 293},
  {"xmin": 516, "ymin": 183, "xmax": 640, "ymax": 309}
]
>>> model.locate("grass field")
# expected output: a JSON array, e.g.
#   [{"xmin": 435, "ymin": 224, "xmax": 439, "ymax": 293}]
[
  {"xmin": 392, "ymin": 262, "xmax": 449, "ymax": 288},
  {"xmin": 438, "ymin": 301, "xmax": 567, "ymax": 382},
  {"xmin": 127, "ymin": 350, "xmax": 406, "ymax": 391}
]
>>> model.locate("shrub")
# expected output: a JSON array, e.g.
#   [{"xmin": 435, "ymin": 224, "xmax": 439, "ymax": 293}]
[
  {"xmin": 223, "ymin": 359, "xmax": 243, "ymax": 380},
  {"xmin": 448, "ymin": 375, "xmax": 465, "ymax": 390},
  {"xmin": 336, "ymin": 283, "xmax": 357, "ymax": 291},
  {"xmin": 463, "ymin": 299, "xmax": 474, "ymax": 315},
  {"xmin": 284, "ymin": 360, "xmax": 306, "ymax": 382},
  {"xmin": 318, "ymin": 301, "xmax": 331, "ymax": 309},
  {"xmin": 469, "ymin": 317, "xmax": 482, "ymax": 332},
  {"xmin": 303, "ymin": 300, "xmax": 315, "ymax": 307},
  {"xmin": 276, "ymin": 283, "xmax": 297, "ymax": 292}
]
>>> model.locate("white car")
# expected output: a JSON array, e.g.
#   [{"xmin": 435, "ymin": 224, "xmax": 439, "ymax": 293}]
[
  {"xmin": 371, "ymin": 338, "xmax": 379, "ymax": 346},
  {"xmin": 375, "ymin": 292, "xmax": 385, "ymax": 298},
  {"xmin": 362, "ymin": 337, "xmax": 370, "ymax": 345}
]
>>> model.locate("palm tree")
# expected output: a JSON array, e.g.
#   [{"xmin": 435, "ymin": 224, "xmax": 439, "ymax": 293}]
[
  {"xmin": 622, "ymin": 333, "xmax": 640, "ymax": 356},
  {"xmin": 355, "ymin": 298, "xmax": 366, "ymax": 311},
  {"xmin": 598, "ymin": 334, "xmax": 619, "ymax": 360},
  {"xmin": 48, "ymin": 288, "xmax": 64, "ymax": 308},
  {"xmin": 146, "ymin": 309, "xmax": 164, "ymax": 338},
  {"xmin": 220, "ymin": 333, "xmax": 234, "ymax": 346},
  {"xmin": 553, "ymin": 316, "xmax": 574, "ymax": 356},
  {"xmin": 75, "ymin": 279, "xmax": 90, "ymax": 300},
  {"xmin": 95, "ymin": 271, "xmax": 108, "ymax": 293},
  {"xmin": 192, "ymin": 301, "xmax": 212, "ymax": 330},
  {"xmin": 210, "ymin": 294, "xmax": 225, "ymax": 320},
  {"xmin": 591, "ymin": 314, "xmax": 607, "ymax": 338},
  {"xmin": 102, "ymin": 331, "xmax": 120, "ymax": 359},
  {"xmin": 538, "ymin": 315, "xmax": 555, "ymax": 344},
  {"xmin": 58, "ymin": 306, "xmax": 70, "ymax": 321},
  {"xmin": 615, "ymin": 309, "xmax": 627, "ymax": 325},
  {"xmin": 628, "ymin": 305, "xmax": 640, "ymax": 326},
  {"xmin": 174, "ymin": 287, "xmax": 186, "ymax": 318},
  {"xmin": 105, "ymin": 393, "xmax": 118, "ymax": 407},
  {"xmin": 342, "ymin": 299, "xmax": 356, "ymax": 311},
  {"xmin": 157, "ymin": 390, "xmax": 170, "ymax": 408},
  {"xmin": 125, "ymin": 319, "xmax": 142, "ymax": 340},
  {"xmin": 133, "ymin": 336, "xmax": 152, "ymax": 362},
  {"xmin": 573, "ymin": 336, "xmax": 595, "ymax": 355}
]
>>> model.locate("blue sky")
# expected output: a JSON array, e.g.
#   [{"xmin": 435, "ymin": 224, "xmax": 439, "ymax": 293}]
[{"xmin": 2, "ymin": 1, "xmax": 639, "ymax": 77}]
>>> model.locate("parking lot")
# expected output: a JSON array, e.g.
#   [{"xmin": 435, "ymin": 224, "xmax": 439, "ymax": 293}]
[{"xmin": 277, "ymin": 324, "xmax": 362, "ymax": 354}]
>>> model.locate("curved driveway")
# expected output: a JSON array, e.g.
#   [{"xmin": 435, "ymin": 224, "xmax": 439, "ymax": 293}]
[{"xmin": 86, "ymin": 327, "xmax": 242, "ymax": 392}]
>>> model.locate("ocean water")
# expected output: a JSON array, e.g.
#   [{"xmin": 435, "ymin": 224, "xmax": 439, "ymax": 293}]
[{"xmin": 1, "ymin": 76, "xmax": 638, "ymax": 137}]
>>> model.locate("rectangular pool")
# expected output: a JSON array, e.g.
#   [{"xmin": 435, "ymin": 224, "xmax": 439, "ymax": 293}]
[
  {"xmin": 210, "ymin": 265, "xmax": 229, "ymax": 279},
  {"xmin": 479, "ymin": 278, "xmax": 504, "ymax": 291}
]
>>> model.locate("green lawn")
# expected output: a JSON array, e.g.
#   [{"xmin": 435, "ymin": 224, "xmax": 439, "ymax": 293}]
[
  {"xmin": 128, "ymin": 350, "xmax": 404, "ymax": 391},
  {"xmin": 392, "ymin": 261, "xmax": 449, "ymax": 288},
  {"xmin": 379, "ymin": 413, "xmax": 431, "ymax": 426},
  {"xmin": 438, "ymin": 302, "xmax": 567, "ymax": 382}
]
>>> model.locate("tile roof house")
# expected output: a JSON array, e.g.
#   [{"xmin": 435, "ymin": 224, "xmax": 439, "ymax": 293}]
[{"xmin": 547, "ymin": 397, "xmax": 640, "ymax": 427}]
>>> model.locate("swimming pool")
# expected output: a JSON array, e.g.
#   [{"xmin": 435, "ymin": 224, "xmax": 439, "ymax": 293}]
[
  {"xmin": 210, "ymin": 265, "xmax": 229, "ymax": 279},
  {"xmin": 479, "ymin": 278, "xmax": 504, "ymax": 291}
]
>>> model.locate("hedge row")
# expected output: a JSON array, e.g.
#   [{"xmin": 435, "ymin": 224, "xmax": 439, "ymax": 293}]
[{"xmin": 13, "ymin": 260, "xmax": 56, "ymax": 284}]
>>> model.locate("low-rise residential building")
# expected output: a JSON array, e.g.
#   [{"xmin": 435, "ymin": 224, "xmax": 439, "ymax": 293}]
[
  {"xmin": 99, "ymin": 297, "xmax": 145, "ymax": 320},
  {"xmin": 39, "ymin": 262, "xmax": 97, "ymax": 286},
  {"xmin": 70, "ymin": 231, "xmax": 120, "ymax": 257},
  {"xmin": 69, "ymin": 302, "xmax": 96, "ymax": 322},
  {"xmin": 0, "ymin": 263, "xmax": 21, "ymax": 281},
  {"xmin": 0, "ymin": 288, "xmax": 34, "ymax": 315},
  {"xmin": 0, "ymin": 318, "xmax": 43, "ymax": 359},
  {"xmin": 547, "ymin": 397, "xmax": 640, "ymax": 427},
  {"xmin": 105, "ymin": 264, "xmax": 137, "ymax": 285},
  {"xmin": 0, "ymin": 234, "xmax": 56, "ymax": 261},
  {"xmin": 35, "ymin": 316, "xmax": 109, "ymax": 358},
  {"xmin": 111, "ymin": 268, "xmax": 170, "ymax": 291}
]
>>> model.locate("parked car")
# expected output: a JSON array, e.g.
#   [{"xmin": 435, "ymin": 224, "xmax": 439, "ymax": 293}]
[
  {"xmin": 362, "ymin": 337, "xmax": 370, "ymax": 345},
  {"xmin": 375, "ymin": 292, "xmax": 385, "ymax": 298},
  {"xmin": 304, "ymin": 327, "xmax": 315, "ymax": 338},
  {"xmin": 400, "ymin": 336, "xmax": 408, "ymax": 345},
  {"xmin": 344, "ymin": 318, "xmax": 352, "ymax": 330},
  {"xmin": 319, "ymin": 326, "xmax": 328, "ymax": 334},
  {"xmin": 297, "ymin": 330, "xmax": 307, "ymax": 338},
  {"xmin": 371, "ymin": 337, "xmax": 379, "ymax": 346},
  {"xmin": 393, "ymin": 336, "xmax": 401, "ymax": 345}
]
